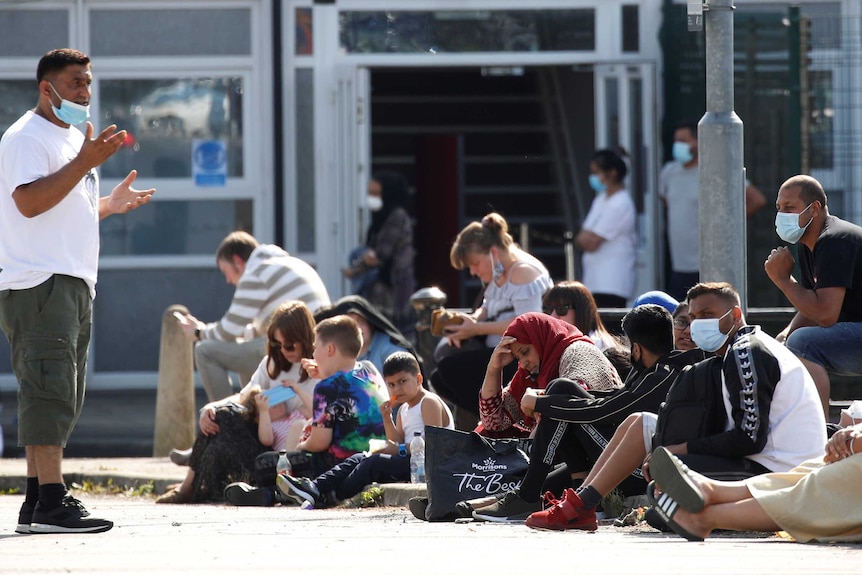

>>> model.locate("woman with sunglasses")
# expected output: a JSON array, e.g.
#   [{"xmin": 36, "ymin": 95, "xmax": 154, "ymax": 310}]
[
  {"xmin": 157, "ymin": 301, "xmax": 319, "ymax": 503},
  {"xmin": 541, "ymin": 281, "xmax": 618, "ymax": 350}
]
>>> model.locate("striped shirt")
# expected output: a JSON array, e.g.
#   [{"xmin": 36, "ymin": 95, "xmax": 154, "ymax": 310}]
[{"xmin": 202, "ymin": 244, "xmax": 330, "ymax": 342}]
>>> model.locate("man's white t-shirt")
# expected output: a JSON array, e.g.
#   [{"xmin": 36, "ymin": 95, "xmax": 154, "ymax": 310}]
[
  {"xmin": 580, "ymin": 189, "xmax": 637, "ymax": 299},
  {"xmin": 0, "ymin": 111, "xmax": 99, "ymax": 298},
  {"xmin": 659, "ymin": 161, "xmax": 700, "ymax": 274}
]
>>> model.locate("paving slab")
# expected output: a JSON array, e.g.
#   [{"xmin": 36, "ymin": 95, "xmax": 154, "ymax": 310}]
[{"xmin": 0, "ymin": 494, "xmax": 860, "ymax": 575}]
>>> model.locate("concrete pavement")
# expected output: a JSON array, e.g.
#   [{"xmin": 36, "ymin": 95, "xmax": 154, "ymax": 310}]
[{"xmin": 1, "ymin": 493, "xmax": 860, "ymax": 575}]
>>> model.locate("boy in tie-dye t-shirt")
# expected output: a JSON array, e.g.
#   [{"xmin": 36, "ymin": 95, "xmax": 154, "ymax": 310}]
[{"xmin": 298, "ymin": 315, "xmax": 387, "ymax": 474}]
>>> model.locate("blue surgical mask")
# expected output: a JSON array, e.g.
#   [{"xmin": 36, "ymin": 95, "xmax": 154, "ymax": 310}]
[
  {"xmin": 588, "ymin": 174, "xmax": 606, "ymax": 194},
  {"xmin": 49, "ymin": 83, "xmax": 90, "ymax": 125},
  {"xmin": 689, "ymin": 308, "xmax": 734, "ymax": 353},
  {"xmin": 672, "ymin": 141, "xmax": 693, "ymax": 164},
  {"xmin": 774, "ymin": 203, "xmax": 813, "ymax": 244},
  {"xmin": 490, "ymin": 252, "xmax": 504, "ymax": 281}
]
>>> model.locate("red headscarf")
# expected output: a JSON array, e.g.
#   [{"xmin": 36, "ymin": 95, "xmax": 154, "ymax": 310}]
[{"xmin": 502, "ymin": 312, "xmax": 593, "ymax": 403}]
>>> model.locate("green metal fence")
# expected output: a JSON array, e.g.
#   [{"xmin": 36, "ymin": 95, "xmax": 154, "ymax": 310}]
[{"xmin": 659, "ymin": 2, "xmax": 821, "ymax": 307}]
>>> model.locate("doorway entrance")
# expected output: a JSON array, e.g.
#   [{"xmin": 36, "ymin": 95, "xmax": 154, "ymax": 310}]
[{"xmin": 362, "ymin": 64, "xmax": 658, "ymax": 306}]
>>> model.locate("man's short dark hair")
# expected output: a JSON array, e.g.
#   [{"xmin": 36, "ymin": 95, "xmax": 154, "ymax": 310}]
[
  {"xmin": 382, "ymin": 351, "xmax": 420, "ymax": 377},
  {"xmin": 686, "ymin": 282, "xmax": 741, "ymax": 308},
  {"xmin": 621, "ymin": 304, "xmax": 674, "ymax": 356},
  {"xmin": 780, "ymin": 174, "xmax": 828, "ymax": 207},
  {"xmin": 37, "ymin": 49, "xmax": 90, "ymax": 83},
  {"xmin": 674, "ymin": 121, "xmax": 698, "ymax": 139},
  {"xmin": 216, "ymin": 231, "xmax": 259, "ymax": 264}
]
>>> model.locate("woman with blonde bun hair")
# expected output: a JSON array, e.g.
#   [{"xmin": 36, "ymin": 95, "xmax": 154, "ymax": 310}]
[{"xmin": 430, "ymin": 212, "xmax": 552, "ymax": 423}]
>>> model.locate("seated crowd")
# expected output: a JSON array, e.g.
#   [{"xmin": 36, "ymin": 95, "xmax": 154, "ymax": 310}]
[{"xmin": 152, "ymin": 209, "xmax": 859, "ymax": 546}]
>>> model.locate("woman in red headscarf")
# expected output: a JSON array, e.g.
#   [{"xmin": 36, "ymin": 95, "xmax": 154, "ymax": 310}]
[{"xmin": 478, "ymin": 312, "xmax": 622, "ymax": 438}]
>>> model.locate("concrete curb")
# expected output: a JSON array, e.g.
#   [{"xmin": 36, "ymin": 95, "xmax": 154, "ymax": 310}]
[{"xmin": 0, "ymin": 457, "xmax": 428, "ymax": 506}]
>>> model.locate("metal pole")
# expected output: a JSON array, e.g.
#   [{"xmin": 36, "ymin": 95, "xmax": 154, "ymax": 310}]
[{"xmin": 699, "ymin": 0, "xmax": 747, "ymax": 308}]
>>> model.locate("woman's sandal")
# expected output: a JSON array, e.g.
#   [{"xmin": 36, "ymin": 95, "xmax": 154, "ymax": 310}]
[
  {"xmin": 645, "ymin": 481, "xmax": 704, "ymax": 542},
  {"xmin": 649, "ymin": 446, "xmax": 706, "ymax": 513}
]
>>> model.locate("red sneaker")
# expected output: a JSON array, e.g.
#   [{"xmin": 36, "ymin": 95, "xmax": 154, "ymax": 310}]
[{"xmin": 525, "ymin": 488, "xmax": 599, "ymax": 531}]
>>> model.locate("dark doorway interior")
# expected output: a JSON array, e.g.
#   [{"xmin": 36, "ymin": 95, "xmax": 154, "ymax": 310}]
[{"xmin": 369, "ymin": 66, "xmax": 596, "ymax": 307}]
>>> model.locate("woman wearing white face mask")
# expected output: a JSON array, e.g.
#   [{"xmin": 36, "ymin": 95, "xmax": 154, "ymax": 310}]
[
  {"xmin": 575, "ymin": 148, "xmax": 637, "ymax": 308},
  {"xmin": 343, "ymin": 170, "xmax": 416, "ymax": 338}
]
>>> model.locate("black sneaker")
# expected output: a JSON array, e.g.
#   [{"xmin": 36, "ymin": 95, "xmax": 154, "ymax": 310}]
[
  {"xmin": 224, "ymin": 482, "xmax": 275, "ymax": 507},
  {"xmin": 276, "ymin": 474, "xmax": 321, "ymax": 508},
  {"xmin": 471, "ymin": 490, "xmax": 542, "ymax": 523},
  {"xmin": 407, "ymin": 496, "xmax": 429, "ymax": 521},
  {"xmin": 16, "ymin": 501, "xmax": 35, "ymax": 534},
  {"xmin": 29, "ymin": 495, "xmax": 113, "ymax": 534}
]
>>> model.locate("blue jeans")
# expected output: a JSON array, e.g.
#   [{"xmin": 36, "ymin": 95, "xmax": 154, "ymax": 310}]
[{"xmin": 786, "ymin": 322, "xmax": 862, "ymax": 376}]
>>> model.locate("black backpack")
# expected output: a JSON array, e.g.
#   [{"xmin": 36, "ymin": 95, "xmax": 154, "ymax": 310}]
[{"xmin": 651, "ymin": 355, "xmax": 726, "ymax": 450}]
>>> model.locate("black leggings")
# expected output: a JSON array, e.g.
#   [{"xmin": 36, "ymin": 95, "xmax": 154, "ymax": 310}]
[{"xmin": 519, "ymin": 378, "xmax": 644, "ymax": 501}]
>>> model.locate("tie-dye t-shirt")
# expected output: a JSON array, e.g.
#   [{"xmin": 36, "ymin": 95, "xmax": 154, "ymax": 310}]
[{"xmin": 311, "ymin": 361, "xmax": 388, "ymax": 460}]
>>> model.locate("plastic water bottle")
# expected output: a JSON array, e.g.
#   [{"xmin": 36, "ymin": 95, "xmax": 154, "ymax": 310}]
[
  {"xmin": 409, "ymin": 432, "xmax": 426, "ymax": 483},
  {"xmin": 276, "ymin": 450, "xmax": 291, "ymax": 477}
]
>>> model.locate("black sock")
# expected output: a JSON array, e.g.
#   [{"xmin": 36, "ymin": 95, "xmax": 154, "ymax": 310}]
[
  {"xmin": 38, "ymin": 483, "xmax": 67, "ymax": 510},
  {"xmin": 25, "ymin": 477, "xmax": 39, "ymax": 506},
  {"xmin": 576, "ymin": 485, "xmax": 602, "ymax": 510}
]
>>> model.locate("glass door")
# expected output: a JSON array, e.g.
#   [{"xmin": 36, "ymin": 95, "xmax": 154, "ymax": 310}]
[{"xmin": 594, "ymin": 62, "xmax": 660, "ymax": 297}]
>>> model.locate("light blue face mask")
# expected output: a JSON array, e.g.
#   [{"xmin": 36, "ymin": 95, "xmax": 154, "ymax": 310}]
[
  {"xmin": 588, "ymin": 174, "xmax": 606, "ymax": 194},
  {"xmin": 774, "ymin": 203, "xmax": 813, "ymax": 244},
  {"xmin": 672, "ymin": 141, "xmax": 693, "ymax": 164},
  {"xmin": 49, "ymin": 83, "xmax": 90, "ymax": 125},
  {"xmin": 490, "ymin": 251, "xmax": 504, "ymax": 281},
  {"xmin": 689, "ymin": 308, "xmax": 734, "ymax": 353}
]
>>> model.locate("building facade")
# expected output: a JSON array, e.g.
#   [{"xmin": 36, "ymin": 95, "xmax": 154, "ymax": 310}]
[{"xmin": 0, "ymin": 0, "xmax": 851, "ymax": 391}]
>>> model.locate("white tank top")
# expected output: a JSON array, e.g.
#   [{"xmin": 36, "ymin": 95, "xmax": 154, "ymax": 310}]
[{"xmin": 401, "ymin": 395, "xmax": 454, "ymax": 439}]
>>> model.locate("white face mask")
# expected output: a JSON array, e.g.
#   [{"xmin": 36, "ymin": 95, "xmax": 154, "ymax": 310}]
[
  {"xmin": 774, "ymin": 203, "xmax": 813, "ymax": 244},
  {"xmin": 367, "ymin": 194, "xmax": 383, "ymax": 212},
  {"xmin": 689, "ymin": 308, "xmax": 734, "ymax": 353}
]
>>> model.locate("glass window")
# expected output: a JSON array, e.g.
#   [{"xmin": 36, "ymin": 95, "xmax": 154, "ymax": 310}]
[
  {"xmin": 90, "ymin": 9, "xmax": 251, "ymax": 57},
  {"xmin": 339, "ymin": 10, "xmax": 595, "ymax": 53},
  {"xmin": 296, "ymin": 7, "xmax": 313, "ymax": 55},
  {"xmin": 604, "ymin": 77, "xmax": 619, "ymax": 148},
  {"xmin": 622, "ymin": 5, "xmax": 640, "ymax": 53},
  {"xmin": 0, "ymin": 10, "xmax": 68, "ymax": 57},
  {"xmin": 807, "ymin": 70, "xmax": 833, "ymax": 170},
  {"xmin": 100, "ymin": 199, "xmax": 252, "ymax": 256},
  {"xmin": 0, "ymin": 80, "xmax": 35, "ymax": 135},
  {"xmin": 99, "ymin": 78, "xmax": 244, "ymax": 179},
  {"xmin": 295, "ymin": 69, "xmax": 315, "ymax": 252}
]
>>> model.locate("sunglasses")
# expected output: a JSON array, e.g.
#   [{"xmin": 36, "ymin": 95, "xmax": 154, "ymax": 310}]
[
  {"xmin": 543, "ymin": 305, "xmax": 572, "ymax": 316},
  {"xmin": 271, "ymin": 340, "xmax": 297, "ymax": 352}
]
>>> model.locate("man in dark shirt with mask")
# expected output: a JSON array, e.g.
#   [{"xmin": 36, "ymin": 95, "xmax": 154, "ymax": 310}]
[{"xmin": 766, "ymin": 174, "xmax": 862, "ymax": 418}]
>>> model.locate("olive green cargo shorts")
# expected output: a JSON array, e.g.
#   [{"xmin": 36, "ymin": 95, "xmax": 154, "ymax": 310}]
[{"xmin": 0, "ymin": 275, "xmax": 91, "ymax": 447}]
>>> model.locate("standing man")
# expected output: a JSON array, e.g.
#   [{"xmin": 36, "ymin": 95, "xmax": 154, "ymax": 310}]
[
  {"xmin": 765, "ymin": 174, "xmax": 862, "ymax": 417},
  {"xmin": 660, "ymin": 122, "xmax": 767, "ymax": 300},
  {"xmin": 175, "ymin": 231, "xmax": 330, "ymax": 402},
  {"xmin": 0, "ymin": 48, "xmax": 154, "ymax": 534}
]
